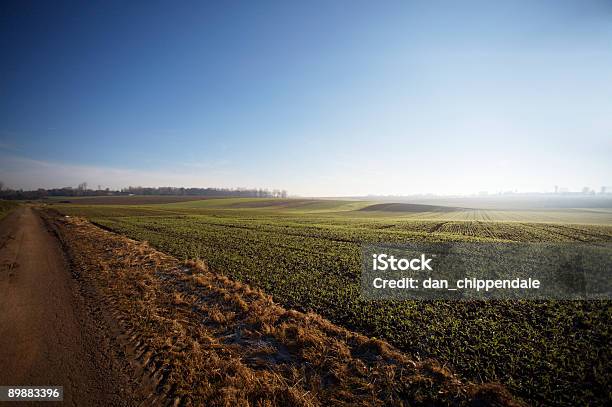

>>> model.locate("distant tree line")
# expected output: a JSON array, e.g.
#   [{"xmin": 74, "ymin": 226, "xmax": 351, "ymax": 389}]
[{"xmin": 0, "ymin": 182, "xmax": 288, "ymax": 200}]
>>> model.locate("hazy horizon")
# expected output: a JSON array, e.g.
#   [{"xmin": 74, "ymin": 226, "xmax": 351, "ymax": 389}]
[{"xmin": 1, "ymin": 1, "xmax": 611, "ymax": 195}]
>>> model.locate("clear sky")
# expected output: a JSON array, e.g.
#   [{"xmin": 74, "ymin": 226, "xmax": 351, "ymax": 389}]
[{"xmin": 1, "ymin": 0, "xmax": 611, "ymax": 196}]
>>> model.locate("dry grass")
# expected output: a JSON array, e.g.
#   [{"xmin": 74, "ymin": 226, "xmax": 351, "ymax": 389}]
[{"xmin": 47, "ymin": 212, "xmax": 523, "ymax": 406}]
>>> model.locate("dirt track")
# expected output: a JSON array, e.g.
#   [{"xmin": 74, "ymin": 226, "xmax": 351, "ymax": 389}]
[{"xmin": 0, "ymin": 207, "xmax": 135, "ymax": 406}]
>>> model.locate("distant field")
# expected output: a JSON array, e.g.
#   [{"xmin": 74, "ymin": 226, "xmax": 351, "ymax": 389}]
[
  {"xmin": 358, "ymin": 202, "xmax": 464, "ymax": 212},
  {"xmin": 51, "ymin": 195, "xmax": 612, "ymax": 224},
  {"xmin": 163, "ymin": 197, "xmax": 373, "ymax": 212},
  {"xmin": 54, "ymin": 197, "xmax": 612, "ymax": 406},
  {"xmin": 369, "ymin": 195, "xmax": 612, "ymax": 210},
  {"xmin": 44, "ymin": 195, "xmax": 221, "ymax": 205}
]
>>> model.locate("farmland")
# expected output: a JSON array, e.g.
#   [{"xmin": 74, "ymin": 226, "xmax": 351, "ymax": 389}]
[
  {"xmin": 0, "ymin": 200, "xmax": 19, "ymax": 221},
  {"xmin": 53, "ymin": 197, "xmax": 612, "ymax": 406}
]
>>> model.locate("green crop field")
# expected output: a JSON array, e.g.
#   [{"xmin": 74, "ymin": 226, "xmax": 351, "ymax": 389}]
[{"xmin": 53, "ymin": 197, "xmax": 612, "ymax": 406}]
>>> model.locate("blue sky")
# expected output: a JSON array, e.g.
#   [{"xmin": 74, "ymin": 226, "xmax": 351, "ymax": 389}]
[{"xmin": 1, "ymin": 0, "xmax": 611, "ymax": 195}]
